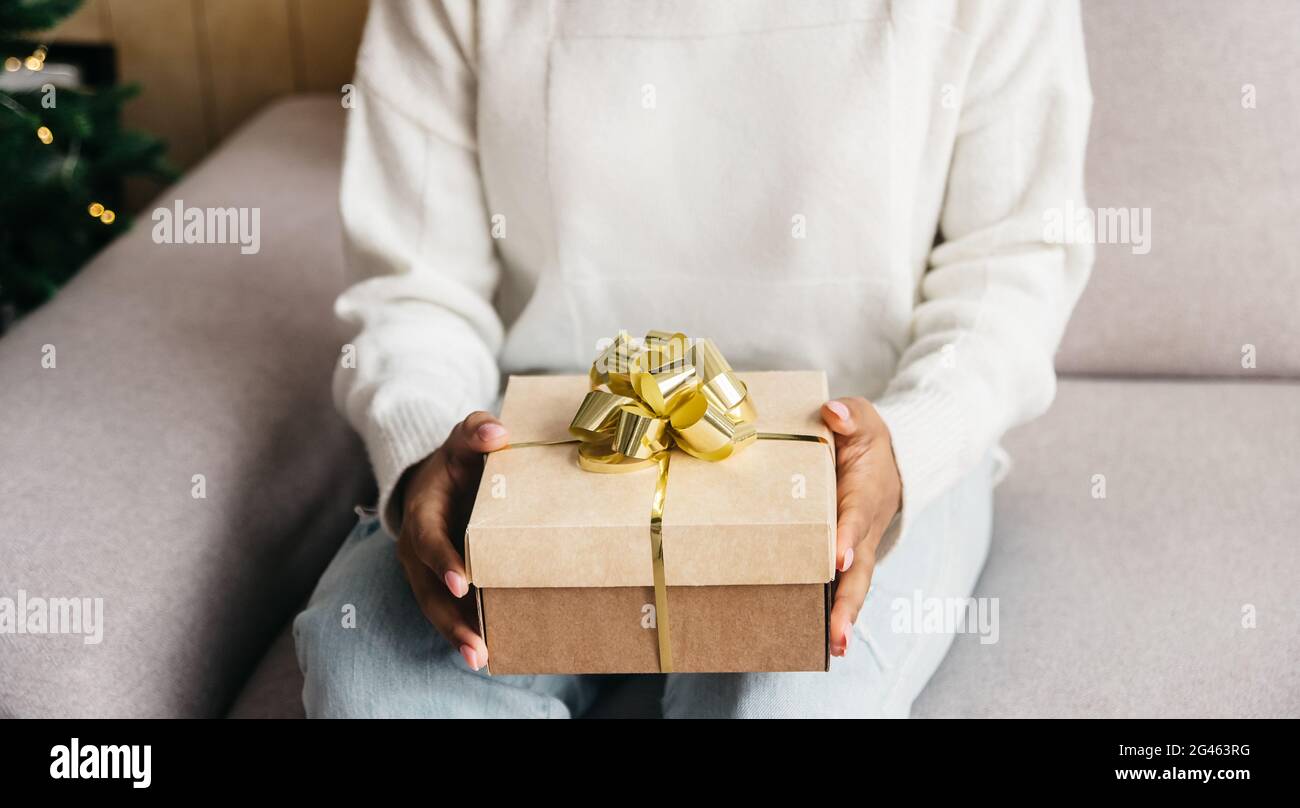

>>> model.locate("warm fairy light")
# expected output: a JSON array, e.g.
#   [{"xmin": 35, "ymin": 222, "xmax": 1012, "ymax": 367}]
[
  {"xmin": 88, "ymin": 203, "xmax": 116, "ymax": 223},
  {"xmin": 25, "ymin": 46, "xmax": 47, "ymax": 71},
  {"xmin": 36, "ymin": 126, "xmax": 53, "ymax": 144},
  {"xmin": 6, "ymin": 46, "xmax": 45, "ymax": 72}
]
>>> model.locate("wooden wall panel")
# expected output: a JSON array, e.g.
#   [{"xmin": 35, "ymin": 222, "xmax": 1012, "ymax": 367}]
[
  {"xmin": 290, "ymin": 0, "xmax": 368, "ymax": 93},
  {"xmin": 199, "ymin": 0, "xmax": 298, "ymax": 140},
  {"xmin": 46, "ymin": 0, "xmax": 112, "ymax": 42},
  {"xmin": 40, "ymin": 0, "xmax": 368, "ymax": 198},
  {"xmin": 43, "ymin": 0, "xmax": 112, "ymax": 41},
  {"xmin": 105, "ymin": 0, "xmax": 211, "ymax": 169}
]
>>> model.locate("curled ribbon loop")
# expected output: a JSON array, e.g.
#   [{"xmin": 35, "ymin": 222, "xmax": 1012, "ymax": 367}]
[{"xmin": 570, "ymin": 330, "xmax": 759, "ymax": 472}]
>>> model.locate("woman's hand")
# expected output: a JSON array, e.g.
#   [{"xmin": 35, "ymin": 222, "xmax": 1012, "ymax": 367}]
[
  {"xmin": 820, "ymin": 397, "xmax": 903, "ymax": 658},
  {"xmin": 397, "ymin": 411, "xmax": 509, "ymax": 672}
]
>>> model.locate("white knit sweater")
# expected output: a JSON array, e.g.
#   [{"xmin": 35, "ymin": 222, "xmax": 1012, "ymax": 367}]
[{"xmin": 334, "ymin": 0, "xmax": 1094, "ymax": 540}]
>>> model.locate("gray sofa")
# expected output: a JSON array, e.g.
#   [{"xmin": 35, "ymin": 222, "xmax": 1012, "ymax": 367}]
[{"xmin": 1, "ymin": 1, "xmax": 1296, "ymax": 718}]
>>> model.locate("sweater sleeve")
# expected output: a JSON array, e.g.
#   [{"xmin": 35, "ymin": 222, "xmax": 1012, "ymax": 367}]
[
  {"xmin": 333, "ymin": 0, "xmax": 502, "ymax": 537},
  {"xmin": 872, "ymin": 0, "xmax": 1094, "ymax": 548}
]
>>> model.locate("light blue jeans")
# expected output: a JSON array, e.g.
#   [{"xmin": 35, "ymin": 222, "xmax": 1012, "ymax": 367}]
[{"xmin": 294, "ymin": 454, "xmax": 997, "ymax": 718}]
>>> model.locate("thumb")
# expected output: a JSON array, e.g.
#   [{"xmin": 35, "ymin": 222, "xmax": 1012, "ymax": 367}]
[
  {"xmin": 444, "ymin": 410, "xmax": 510, "ymax": 458},
  {"xmin": 821, "ymin": 398, "xmax": 861, "ymax": 439}
]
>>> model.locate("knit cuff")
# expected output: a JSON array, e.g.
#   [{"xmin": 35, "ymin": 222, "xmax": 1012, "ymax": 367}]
[
  {"xmin": 365, "ymin": 397, "xmax": 461, "ymax": 539},
  {"xmin": 871, "ymin": 384, "xmax": 970, "ymax": 554}
]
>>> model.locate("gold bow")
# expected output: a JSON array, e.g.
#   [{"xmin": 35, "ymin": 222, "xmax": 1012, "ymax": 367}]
[{"xmin": 568, "ymin": 330, "xmax": 759, "ymax": 473}]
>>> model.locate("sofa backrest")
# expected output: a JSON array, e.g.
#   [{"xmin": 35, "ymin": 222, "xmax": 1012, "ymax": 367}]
[{"xmin": 1056, "ymin": 0, "xmax": 1300, "ymax": 378}]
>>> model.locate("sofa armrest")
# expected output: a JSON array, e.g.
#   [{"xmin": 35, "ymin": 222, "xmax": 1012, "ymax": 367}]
[{"xmin": 0, "ymin": 96, "xmax": 372, "ymax": 717}]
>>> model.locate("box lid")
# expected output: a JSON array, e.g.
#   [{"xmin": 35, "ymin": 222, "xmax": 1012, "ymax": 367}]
[{"xmin": 465, "ymin": 371, "xmax": 836, "ymax": 588}]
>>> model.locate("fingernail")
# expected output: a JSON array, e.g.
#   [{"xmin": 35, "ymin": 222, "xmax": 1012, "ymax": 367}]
[
  {"xmin": 460, "ymin": 644, "xmax": 480, "ymax": 670},
  {"xmin": 444, "ymin": 570, "xmax": 469, "ymax": 598},
  {"xmin": 477, "ymin": 423, "xmax": 506, "ymax": 441},
  {"xmin": 826, "ymin": 401, "xmax": 850, "ymax": 421},
  {"xmin": 841, "ymin": 629, "xmax": 851, "ymax": 652},
  {"xmin": 840, "ymin": 545, "xmax": 854, "ymax": 573}
]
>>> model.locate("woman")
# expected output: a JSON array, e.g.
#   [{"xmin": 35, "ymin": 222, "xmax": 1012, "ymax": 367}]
[{"xmin": 295, "ymin": 0, "xmax": 1093, "ymax": 718}]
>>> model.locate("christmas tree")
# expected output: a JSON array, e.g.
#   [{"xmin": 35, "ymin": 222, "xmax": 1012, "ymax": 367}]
[{"xmin": 0, "ymin": 0, "xmax": 173, "ymax": 325}]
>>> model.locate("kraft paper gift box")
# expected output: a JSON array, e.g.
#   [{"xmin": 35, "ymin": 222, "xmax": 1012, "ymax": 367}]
[{"xmin": 464, "ymin": 356, "xmax": 837, "ymax": 675}]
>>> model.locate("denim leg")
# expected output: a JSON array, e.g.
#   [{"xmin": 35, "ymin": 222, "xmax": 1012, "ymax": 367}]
[
  {"xmin": 294, "ymin": 515, "xmax": 601, "ymax": 718},
  {"xmin": 662, "ymin": 453, "xmax": 997, "ymax": 718}
]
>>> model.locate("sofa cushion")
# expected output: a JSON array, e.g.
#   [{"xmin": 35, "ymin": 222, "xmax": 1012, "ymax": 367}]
[
  {"xmin": 227, "ymin": 621, "xmax": 307, "ymax": 719},
  {"xmin": 0, "ymin": 97, "xmax": 371, "ymax": 717},
  {"xmin": 914, "ymin": 377, "xmax": 1300, "ymax": 718},
  {"xmin": 1056, "ymin": 0, "xmax": 1300, "ymax": 377}
]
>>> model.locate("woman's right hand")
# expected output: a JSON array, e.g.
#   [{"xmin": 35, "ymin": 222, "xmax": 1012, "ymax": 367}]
[{"xmin": 397, "ymin": 411, "xmax": 509, "ymax": 671}]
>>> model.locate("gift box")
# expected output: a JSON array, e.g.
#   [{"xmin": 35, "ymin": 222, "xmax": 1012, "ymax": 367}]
[{"xmin": 465, "ymin": 333, "xmax": 836, "ymax": 674}]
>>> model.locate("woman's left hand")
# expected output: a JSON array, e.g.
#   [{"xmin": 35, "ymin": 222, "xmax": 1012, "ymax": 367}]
[{"xmin": 820, "ymin": 397, "xmax": 903, "ymax": 657}]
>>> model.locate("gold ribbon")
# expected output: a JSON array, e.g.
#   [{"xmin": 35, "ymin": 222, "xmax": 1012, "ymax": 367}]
[
  {"xmin": 567, "ymin": 330, "xmax": 760, "ymax": 472},
  {"xmin": 502, "ymin": 331, "xmax": 827, "ymax": 673}
]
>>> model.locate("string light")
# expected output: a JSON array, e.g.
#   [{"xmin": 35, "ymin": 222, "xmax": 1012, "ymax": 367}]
[
  {"xmin": 24, "ymin": 45, "xmax": 47, "ymax": 72},
  {"xmin": 5, "ymin": 45, "xmax": 45, "ymax": 72},
  {"xmin": 87, "ymin": 202, "xmax": 116, "ymax": 225},
  {"xmin": 18, "ymin": 44, "xmax": 119, "ymax": 234}
]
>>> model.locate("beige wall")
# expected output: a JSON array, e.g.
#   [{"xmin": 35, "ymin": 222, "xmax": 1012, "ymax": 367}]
[{"xmin": 45, "ymin": 0, "xmax": 368, "ymax": 176}]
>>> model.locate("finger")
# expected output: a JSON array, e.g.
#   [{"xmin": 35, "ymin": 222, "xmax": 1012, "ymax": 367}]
[
  {"xmin": 402, "ymin": 486, "xmax": 471, "ymax": 598},
  {"xmin": 826, "ymin": 404, "xmax": 870, "ymax": 571},
  {"xmin": 443, "ymin": 411, "xmax": 510, "ymax": 459},
  {"xmin": 402, "ymin": 555, "xmax": 489, "ymax": 670},
  {"xmin": 439, "ymin": 412, "xmax": 511, "ymax": 496},
  {"xmin": 830, "ymin": 559, "xmax": 874, "ymax": 657},
  {"xmin": 834, "ymin": 497, "xmax": 872, "ymax": 572},
  {"xmin": 821, "ymin": 398, "xmax": 867, "ymax": 438},
  {"xmin": 823, "ymin": 397, "xmax": 893, "ymax": 569}
]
